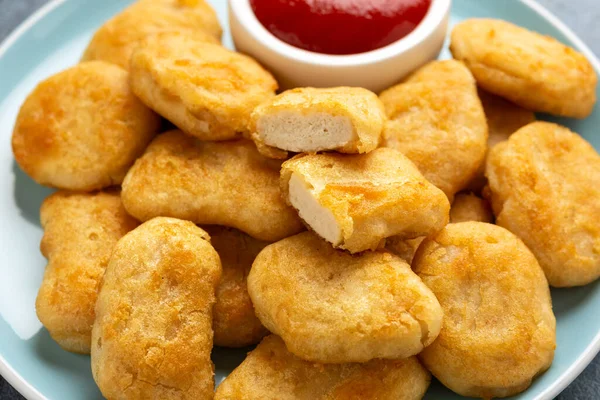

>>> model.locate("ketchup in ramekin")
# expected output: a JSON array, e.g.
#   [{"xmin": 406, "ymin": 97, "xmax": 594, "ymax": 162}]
[{"xmin": 249, "ymin": 0, "xmax": 432, "ymax": 55}]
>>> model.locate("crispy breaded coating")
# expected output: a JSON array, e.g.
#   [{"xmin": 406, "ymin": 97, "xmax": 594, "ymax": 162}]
[
  {"xmin": 414, "ymin": 222, "xmax": 556, "ymax": 398},
  {"xmin": 450, "ymin": 192, "xmax": 493, "ymax": 224},
  {"xmin": 468, "ymin": 90, "xmax": 536, "ymax": 192},
  {"xmin": 121, "ymin": 130, "xmax": 304, "ymax": 241},
  {"xmin": 215, "ymin": 335, "xmax": 431, "ymax": 400},
  {"xmin": 380, "ymin": 60, "xmax": 488, "ymax": 201},
  {"xmin": 403, "ymin": 59, "xmax": 475, "ymax": 84},
  {"xmin": 249, "ymin": 87, "xmax": 385, "ymax": 158},
  {"xmin": 130, "ymin": 32, "xmax": 278, "ymax": 141},
  {"xmin": 450, "ymin": 19, "xmax": 597, "ymax": 118},
  {"xmin": 82, "ymin": 0, "xmax": 221, "ymax": 70},
  {"xmin": 248, "ymin": 232, "xmax": 443, "ymax": 363},
  {"xmin": 204, "ymin": 226, "xmax": 269, "ymax": 348},
  {"xmin": 35, "ymin": 191, "xmax": 138, "ymax": 354},
  {"xmin": 486, "ymin": 122, "xmax": 600, "ymax": 287},
  {"xmin": 91, "ymin": 218, "xmax": 221, "ymax": 400},
  {"xmin": 280, "ymin": 149, "xmax": 450, "ymax": 253},
  {"xmin": 11, "ymin": 61, "xmax": 160, "ymax": 191},
  {"xmin": 385, "ymin": 237, "xmax": 424, "ymax": 265}
]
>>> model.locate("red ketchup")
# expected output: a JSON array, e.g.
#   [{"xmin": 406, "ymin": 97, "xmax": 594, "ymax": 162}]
[{"xmin": 250, "ymin": 0, "xmax": 432, "ymax": 55}]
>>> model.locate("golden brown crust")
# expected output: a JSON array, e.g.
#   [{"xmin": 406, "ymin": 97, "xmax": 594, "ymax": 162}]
[
  {"xmin": 247, "ymin": 232, "xmax": 443, "ymax": 363},
  {"xmin": 82, "ymin": 0, "xmax": 221, "ymax": 70},
  {"xmin": 250, "ymin": 87, "xmax": 385, "ymax": 156},
  {"xmin": 486, "ymin": 121, "xmax": 600, "ymax": 287},
  {"xmin": 450, "ymin": 18, "xmax": 597, "ymax": 118},
  {"xmin": 449, "ymin": 192, "xmax": 494, "ymax": 224},
  {"xmin": 215, "ymin": 335, "xmax": 431, "ymax": 400},
  {"xmin": 121, "ymin": 130, "xmax": 304, "ymax": 241},
  {"xmin": 11, "ymin": 61, "xmax": 160, "ymax": 191},
  {"xmin": 91, "ymin": 217, "xmax": 221, "ymax": 400},
  {"xmin": 204, "ymin": 226, "xmax": 269, "ymax": 348},
  {"xmin": 467, "ymin": 90, "xmax": 536, "ymax": 193},
  {"xmin": 130, "ymin": 32, "xmax": 277, "ymax": 141},
  {"xmin": 380, "ymin": 60, "xmax": 488, "ymax": 201},
  {"xmin": 36, "ymin": 190, "xmax": 138, "ymax": 354},
  {"xmin": 280, "ymin": 149, "xmax": 450, "ymax": 253},
  {"xmin": 413, "ymin": 222, "xmax": 556, "ymax": 399}
]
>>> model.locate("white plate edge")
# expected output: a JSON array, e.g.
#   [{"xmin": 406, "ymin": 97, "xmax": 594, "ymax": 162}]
[{"xmin": 0, "ymin": 0, "xmax": 599, "ymax": 399}]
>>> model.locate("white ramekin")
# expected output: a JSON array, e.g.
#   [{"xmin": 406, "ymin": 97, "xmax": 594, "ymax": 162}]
[{"xmin": 229, "ymin": 0, "xmax": 452, "ymax": 92}]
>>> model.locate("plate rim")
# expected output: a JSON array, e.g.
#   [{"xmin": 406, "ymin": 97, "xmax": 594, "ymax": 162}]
[{"xmin": 0, "ymin": 0, "xmax": 599, "ymax": 399}]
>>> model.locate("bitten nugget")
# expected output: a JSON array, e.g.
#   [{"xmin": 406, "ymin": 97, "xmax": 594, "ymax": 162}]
[
  {"xmin": 486, "ymin": 122, "xmax": 600, "ymax": 287},
  {"xmin": 250, "ymin": 87, "xmax": 385, "ymax": 158},
  {"xmin": 204, "ymin": 226, "xmax": 269, "ymax": 348},
  {"xmin": 450, "ymin": 19, "xmax": 597, "ymax": 118},
  {"xmin": 215, "ymin": 335, "xmax": 431, "ymax": 400},
  {"xmin": 468, "ymin": 90, "xmax": 536, "ymax": 192},
  {"xmin": 122, "ymin": 130, "xmax": 304, "ymax": 241},
  {"xmin": 91, "ymin": 218, "xmax": 221, "ymax": 400},
  {"xmin": 130, "ymin": 32, "xmax": 277, "ymax": 141},
  {"xmin": 450, "ymin": 193, "xmax": 493, "ymax": 224},
  {"xmin": 248, "ymin": 232, "xmax": 443, "ymax": 363},
  {"xmin": 413, "ymin": 222, "xmax": 556, "ymax": 398},
  {"xmin": 11, "ymin": 61, "xmax": 160, "ymax": 191},
  {"xmin": 380, "ymin": 60, "xmax": 488, "ymax": 200},
  {"xmin": 36, "ymin": 191, "xmax": 138, "ymax": 354},
  {"xmin": 280, "ymin": 149, "xmax": 450, "ymax": 253},
  {"xmin": 82, "ymin": 0, "xmax": 221, "ymax": 70}
]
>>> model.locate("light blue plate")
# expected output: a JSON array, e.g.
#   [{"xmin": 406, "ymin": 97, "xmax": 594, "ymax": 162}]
[{"xmin": 0, "ymin": 1, "xmax": 598, "ymax": 399}]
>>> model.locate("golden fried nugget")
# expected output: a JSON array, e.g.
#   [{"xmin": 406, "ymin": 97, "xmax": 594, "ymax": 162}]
[
  {"xmin": 122, "ymin": 130, "xmax": 303, "ymax": 241},
  {"xmin": 450, "ymin": 19, "xmax": 597, "ymax": 118},
  {"xmin": 204, "ymin": 226, "xmax": 269, "ymax": 348},
  {"xmin": 380, "ymin": 61, "xmax": 488, "ymax": 201},
  {"xmin": 11, "ymin": 61, "xmax": 160, "ymax": 191},
  {"xmin": 280, "ymin": 149, "xmax": 450, "ymax": 253},
  {"xmin": 248, "ymin": 232, "xmax": 443, "ymax": 363},
  {"xmin": 385, "ymin": 237, "xmax": 424, "ymax": 265},
  {"xmin": 404, "ymin": 59, "xmax": 475, "ymax": 84},
  {"xmin": 449, "ymin": 192, "xmax": 493, "ymax": 224},
  {"xmin": 467, "ymin": 90, "xmax": 536, "ymax": 192},
  {"xmin": 215, "ymin": 335, "xmax": 431, "ymax": 400},
  {"xmin": 130, "ymin": 32, "xmax": 277, "ymax": 141},
  {"xmin": 486, "ymin": 122, "xmax": 600, "ymax": 287},
  {"xmin": 82, "ymin": 0, "xmax": 220, "ymax": 70},
  {"xmin": 413, "ymin": 222, "xmax": 556, "ymax": 398},
  {"xmin": 249, "ymin": 87, "xmax": 385, "ymax": 158},
  {"xmin": 36, "ymin": 191, "xmax": 138, "ymax": 354},
  {"xmin": 91, "ymin": 218, "xmax": 221, "ymax": 400}
]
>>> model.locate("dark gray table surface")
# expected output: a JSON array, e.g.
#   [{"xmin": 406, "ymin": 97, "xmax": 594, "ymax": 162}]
[{"xmin": 1, "ymin": 0, "xmax": 599, "ymax": 399}]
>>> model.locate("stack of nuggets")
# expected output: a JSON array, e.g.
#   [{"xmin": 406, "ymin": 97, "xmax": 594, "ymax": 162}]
[{"xmin": 10, "ymin": 1, "xmax": 600, "ymax": 398}]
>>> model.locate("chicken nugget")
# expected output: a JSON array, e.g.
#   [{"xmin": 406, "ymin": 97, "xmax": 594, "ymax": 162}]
[
  {"xmin": 204, "ymin": 226, "xmax": 269, "ymax": 348},
  {"xmin": 130, "ymin": 32, "xmax": 277, "ymax": 141},
  {"xmin": 450, "ymin": 19, "xmax": 597, "ymax": 118},
  {"xmin": 36, "ymin": 191, "xmax": 138, "ymax": 354},
  {"xmin": 413, "ymin": 222, "xmax": 556, "ymax": 398},
  {"xmin": 248, "ymin": 232, "xmax": 443, "ymax": 363},
  {"xmin": 91, "ymin": 217, "xmax": 221, "ymax": 400},
  {"xmin": 11, "ymin": 61, "xmax": 160, "ymax": 191},
  {"xmin": 449, "ymin": 192, "xmax": 493, "ymax": 224},
  {"xmin": 215, "ymin": 335, "xmax": 430, "ymax": 400},
  {"xmin": 385, "ymin": 237, "xmax": 424, "ymax": 265},
  {"xmin": 249, "ymin": 87, "xmax": 385, "ymax": 158},
  {"xmin": 486, "ymin": 121, "xmax": 600, "ymax": 287},
  {"xmin": 122, "ymin": 130, "xmax": 303, "ymax": 241},
  {"xmin": 467, "ymin": 90, "xmax": 536, "ymax": 192},
  {"xmin": 82, "ymin": 0, "xmax": 221, "ymax": 70},
  {"xmin": 281, "ymin": 149, "xmax": 449, "ymax": 253},
  {"xmin": 380, "ymin": 61, "xmax": 488, "ymax": 201}
]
